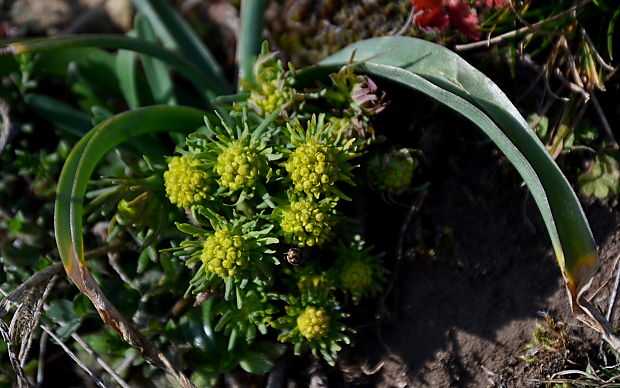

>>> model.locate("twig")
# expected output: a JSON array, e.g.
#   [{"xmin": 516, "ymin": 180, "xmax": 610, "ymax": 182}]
[
  {"xmin": 36, "ymin": 331, "xmax": 48, "ymax": 387},
  {"xmin": 0, "ymin": 97, "xmax": 11, "ymax": 153},
  {"xmin": 39, "ymin": 325, "xmax": 107, "ymax": 388},
  {"xmin": 17, "ymin": 275, "xmax": 58, "ymax": 367},
  {"xmin": 0, "ymin": 320, "xmax": 32, "ymax": 388},
  {"xmin": 580, "ymin": 27, "xmax": 615, "ymax": 71},
  {"xmin": 554, "ymin": 68, "xmax": 589, "ymax": 100},
  {"xmin": 394, "ymin": 4, "xmax": 416, "ymax": 36},
  {"xmin": 379, "ymin": 191, "xmax": 427, "ymax": 316},
  {"xmin": 107, "ymin": 252, "xmax": 140, "ymax": 292},
  {"xmin": 605, "ymin": 253, "xmax": 620, "ymax": 323},
  {"xmin": 508, "ymin": 0, "xmax": 563, "ymax": 37},
  {"xmin": 455, "ymin": 3, "xmax": 584, "ymax": 51},
  {"xmin": 590, "ymin": 93, "xmax": 618, "ymax": 149},
  {"xmin": 71, "ymin": 333, "xmax": 131, "ymax": 388}
]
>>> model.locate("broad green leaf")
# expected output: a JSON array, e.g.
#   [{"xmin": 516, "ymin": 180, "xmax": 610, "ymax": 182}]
[
  {"xmin": 135, "ymin": 13, "xmax": 177, "ymax": 105},
  {"xmin": 131, "ymin": 0, "xmax": 230, "ymax": 95},
  {"xmin": 238, "ymin": 0, "xmax": 268, "ymax": 85},
  {"xmin": 303, "ymin": 36, "xmax": 619, "ymax": 348},
  {"xmin": 238, "ymin": 351, "xmax": 274, "ymax": 375}
]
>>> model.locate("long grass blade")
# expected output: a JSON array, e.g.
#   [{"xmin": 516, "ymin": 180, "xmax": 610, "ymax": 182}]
[
  {"xmin": 0, "ymin": 34, "xmax": 218, "ymax": 99},
  {"xmin": 131, "ymin": 0, "xmax": 230, "ymax": 95},
  {"xmin": 135, "ymin": 13, "xmax": 177, "ymax": 105},
  {"xmin": 237, "ymin": 0, "xmax": 268, "ymax": 86}
]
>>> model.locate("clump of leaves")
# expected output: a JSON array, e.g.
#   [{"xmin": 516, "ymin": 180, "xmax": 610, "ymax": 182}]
[
  {"xmin": 519, "ymin": 313, "xmax": 569, "ymax": 363},
  {"xmin": 579, "ymin": 153, "xmax": 620, "ymax": 199}
]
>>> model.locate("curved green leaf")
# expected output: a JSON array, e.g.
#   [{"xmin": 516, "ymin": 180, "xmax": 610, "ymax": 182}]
[
  {"xmin": 313, "ymin": 36, "xmax": 597, "ymax": 293},
  {"xmin": 55, "ymin": 106, "xmax": 204, "ymax": 272},
  {"xmin": 300, "ymin": 36, "xmax": 620, "ymax": 347},
  {"xmin": 1, "ymin": 34, "xmax": 217, "ymax": 99}
]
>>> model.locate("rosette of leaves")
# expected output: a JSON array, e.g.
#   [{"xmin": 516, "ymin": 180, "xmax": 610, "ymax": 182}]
[
  {"xmin": 211, "ymin": 288, "xmax": 279, "ymax": 351},
  {"xmin": 283, "ymin": 113, "xmax": 359, "ymax": 200},
  {"xmin": 578, "ymin": 153, "xmax": 620, "ymax": 199},
  {"xmin": 184, "ymin": 110, "xmax": 281, "ymax": 205},
  {"xmin": 246, "ymin": 42, "xmax": 297, "ymax": 117},
  {"xmin": 273, "ymin": 292, "xmax": 350, "ymax": 365},
  {"xmin": 367, "ymin": 148, "xmax": 420, "ymax": 195},
  {"xmin": 85, "ymin": 154, "xmax": 171, "ymax": 252},
  {"xmin": 273, "ymin": 194, "xmax": 340, "ymax": 248},
  {"xmin": 330, "ymin": 236, "xmax": 387, "ymax": 304},
  {"xmin": 171, "ymin": 207, "xmax": 279, "ymax": 307}
]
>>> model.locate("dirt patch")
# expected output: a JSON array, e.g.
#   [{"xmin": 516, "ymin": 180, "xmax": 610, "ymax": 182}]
[{"xmin": 331, "ymin": 98, "xmax": 620, "ymax": 387}]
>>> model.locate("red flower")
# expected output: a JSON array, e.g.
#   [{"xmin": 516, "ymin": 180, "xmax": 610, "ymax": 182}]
[
  {"xmin": 411, "ymin": 0, "xmax": 482, "ymax": 41},
  {"xmin": 446, "ymin": 0, "xmax": 482, "ymax": 40},
  {"xmin": 480, "ymin": 0, "xmax": 508, "ymax": 8},
  {"xmin": 412, "ymin": 0, "xmax": 449, "ymax": 30}
]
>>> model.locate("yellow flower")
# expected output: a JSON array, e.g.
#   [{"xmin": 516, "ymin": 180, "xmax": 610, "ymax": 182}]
[
  {"xmin": 215, "ymin": 142, "xmax": 263, "ymax": 191},
  {"xmin": 285, "ymin": 141, "xmax": 339, "ymax": 197},
  {"xmin": 163, "ymin": 156, "xmax": 211, "ymax": 209},
  {"xmin": 201, "ymin": 230, "xmax": 249, "ymax": 278},
  {"xmin": 279, "ymin": 198, "xmax": 335, "ymax": 247},
  {"xmin": 297, "ymin": 306, "xmax": 330, "ymax": 340}
]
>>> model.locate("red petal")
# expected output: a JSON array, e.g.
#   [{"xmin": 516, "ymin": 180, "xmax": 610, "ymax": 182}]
[{"xmin": 447, "ymin": 0, "xmax": 482, "ymax": 40}]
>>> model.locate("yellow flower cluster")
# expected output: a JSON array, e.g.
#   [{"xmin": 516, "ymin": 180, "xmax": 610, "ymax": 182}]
[
  {"xmin": 285, "ymin": 141, "xmax": 339, "ymax": 197},
  {"xmin": 280, "ymin": 198, "xmax": 333, "ymax": 247},
  {"xmin": 296, "ymin": 306, "xmax": 330, "ymax": 340},
  {"xmin": 164, "ymin": 156, "xmax": 210, "ymax": 209},
  {"xmin": 201, "ymin": 230, "xmax": 248, "ymax": 278},
  {"xmin": 251, "ymin": 69, "xmax": 292, "ymax": 115},
  {"xmin": 215, "ymin": 142, "xmax": 262, "ymax": 191},
  {"xmin": 339, "ymin": 260, "xmax": 373, "ymax": 293}
]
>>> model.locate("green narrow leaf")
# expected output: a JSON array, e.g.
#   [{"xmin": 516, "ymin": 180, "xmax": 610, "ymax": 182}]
[
  {"xmin": 131, "ymin": 0, "xmax": 230, "ymax": 95},
  {"xmin": 237, "ymin": 0, "xmax": 268, "ymax": 85},
  {"xmin": 116, "ymin": 32, "xmax": 141, "ymax": 109},
  {"xmin": 24, "ymin": 93, "xmax": 91, "ymax": 136},
  {"xmin": 608, "ymin": 8, "xmax": 619, "ymax": 60},
  {"xmin": 135, "ymin": 12, "xmax": 177, "ymax": 105},
  {"xmin": 1, "ymin": 34, "xmax": 217, "ymax": 101}
]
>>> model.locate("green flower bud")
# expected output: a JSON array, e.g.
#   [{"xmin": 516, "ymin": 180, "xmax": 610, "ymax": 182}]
[
  {"xmin": 285, "ymin": 141, "xmax": 340, "ymax": 196},
  {"xmin": 215, "ymin": 142, "xmax": 264, "ymax": 191},
  {"xmin": 201, "ymin": 230, "xmax": 249, "ymax": 278},
  {"xmin": 164, "ymin": 156, "xmax": 211, "ymax": 209},
  {"xmin": 296, "ymin": 306, "xmax": 330, "ymax": 340},
  {"xmin": 368, "ymin": 149, "xmax": 418, "ymax": 194},
  {"xmin": 279, "ymin": 198, "xmax": 336, "ymax": 247},
  {"xmin": 339, "ymin": 260, "xmax": 373, "ymax": 293}
]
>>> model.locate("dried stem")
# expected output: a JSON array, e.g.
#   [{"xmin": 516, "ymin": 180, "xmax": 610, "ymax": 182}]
[{"xmin": 455, "ymin": 3, "xmax": 585, "ymax": 51}]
